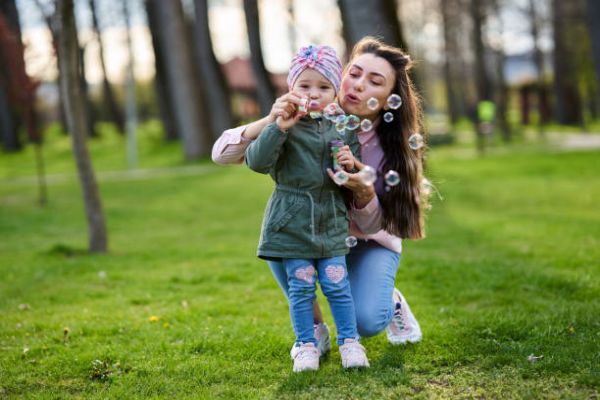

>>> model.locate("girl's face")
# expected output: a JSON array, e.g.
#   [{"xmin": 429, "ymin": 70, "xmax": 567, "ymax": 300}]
[
  {"xmin": 338, "ymin": 53, "xmax": 396, "ymax": 120},
  {"xmin": 291, "ymin": 68, "xmax": 337, "ymax": 108}
]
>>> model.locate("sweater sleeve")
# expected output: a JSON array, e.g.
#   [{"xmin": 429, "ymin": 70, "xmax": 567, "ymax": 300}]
[
  {"xmin": 245, "ymin": 123, "xmax": 288, "ymax": 174},
  {"xmin": 211, "ymin": 125, "xmax": 253, "ymax": 165},
  {"xmin": 350, "ymin": 195, "xmax": 383, "ymax": 234}
]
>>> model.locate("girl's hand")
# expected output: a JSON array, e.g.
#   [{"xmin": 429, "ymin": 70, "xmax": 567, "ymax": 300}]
[
  {"xmin": 269, "ymin": 92, "xmax": 305, "ymax": 124},
  {"xmin": 335, "ymin": 145, "xmax": 356, "ymax": 172},
  {"xmin": 327, "ymin": 167, "xmax": 376, "ymax": 208}
]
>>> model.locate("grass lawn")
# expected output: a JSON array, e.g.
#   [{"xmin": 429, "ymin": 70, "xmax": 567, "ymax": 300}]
[{"xmin": 1, "ymin": 127, "xmax": 599, "ymax": 399}]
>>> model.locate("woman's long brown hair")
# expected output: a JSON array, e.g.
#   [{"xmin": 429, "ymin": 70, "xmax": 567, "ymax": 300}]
[{"xmin": 350, "ymin": 37, "xmax": 428, "ymax": 239}]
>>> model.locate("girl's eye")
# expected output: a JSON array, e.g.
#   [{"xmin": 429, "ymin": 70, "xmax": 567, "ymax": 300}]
[{"xmin": 321, "ymin": 86, "xmax": 331, "ymax": 90}]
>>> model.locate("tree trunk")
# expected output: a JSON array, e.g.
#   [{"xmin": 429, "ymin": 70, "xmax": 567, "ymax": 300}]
[
  {"xmin": 441, "ymin": 0, "xmax": 460, "ymax": 126},
  {"xmin": 79, "ymin": 45, "xmax": 97, "ymax": 137},
  {"xmin": 123, "ymin": 0, "xmax": 138, "ymax": 168},
  {"xmin": 58, "ymin": 0, "xmax": 108, "ymax": 253},
  {"xmin": 586, "ymin": 0, "xmax": 600, "ymax": 114},
  {"xmin": 146, "ymin": 0, "xmax": 211, "ymax": 158},
  {"xmin": 243, "ymin": 0, "xmax": 276, "ymax": 116},
  {"xmin": 490, "ymin": 0, "xmax": 510, "ymax": 142},
  {"xmin": 528, "ymin": 0, "xmax": 549, "ymax": 129},
  {"xmin": 88, "ymin": 0, "xmax": 124, "ymax": 133},
  {"xmin": 470, "ymin": 0, "xmax": 491, "ymax": 152},
  {"xmin": 338, "ymin": 0, "xmax": 407, "ymax": 50},
  {"xmin": 193, "ymin": 0, "xmax": 233, "ymax": 139},
  {"xmin": 144, "ymin": 0, "xmax": 177, "ymax": 141},
  {"xmin": 0, "ymin": 1, "xmax": 22, "ymax": 151},
  {"xmin": 552, "ymin": 0, "xmax": 583, "ymax": 125}
]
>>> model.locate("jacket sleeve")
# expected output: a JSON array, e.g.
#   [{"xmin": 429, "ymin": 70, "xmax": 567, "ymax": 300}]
[
  {"xmin": 245, "ymin": 123, "xmax": 288, "ymax": 174},
  {"xmin": 350, "ymin": 195, "xmax": 384, "ymax": 234}
]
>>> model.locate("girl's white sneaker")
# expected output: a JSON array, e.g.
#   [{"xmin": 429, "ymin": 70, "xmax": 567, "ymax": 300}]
[
  {"xmin": 339, "ymin": 339, "xmax": 370, "ymax": 369},
  {"xmin": 291, "ymin": 342, "xmax": 320, "ymax": 372}
]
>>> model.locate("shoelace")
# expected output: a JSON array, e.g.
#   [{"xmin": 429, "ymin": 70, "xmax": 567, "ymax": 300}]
[
  {"xmin": 393, "ymin": 302, "xmax": 406, "ymax": 330},
  {"xmin": 341, "ymin": 342, "xmax": 365, "ymax": 358},
  {"xmin": 295, "ymin": 347, "xmax": 317, "ymax": 361}
]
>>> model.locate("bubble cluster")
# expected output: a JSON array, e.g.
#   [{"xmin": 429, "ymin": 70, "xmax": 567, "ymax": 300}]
[
  {"xmin": 335, "ymin": 122, "xmax": 346, "ymax": 133},
  {"xmin": 384, "ymin": 170, "xmax": 400, "ymax": 186},
  {"xmin": 408, "ymin": 133, "xmax": 424, "ymax": 150},
  {"xmin": 345, "ymin": 236, "xmax": 358, "ymax": 248},
  {"xmin": 387, "ymin": 94, "xmax": 402, "ymax": 110},
  {"xmin": 358, "ymin": 165, "xmax": 377, "ymax": 185},
  {"xmin": 323, "ymin": 103, "xmax": 344, "ymax": 121},
  {"xmin": 367, "ymin": 97, "xmax": 379, "ymax": 111},
  {"xmin": 383, "ymin": 112, "xmax": 394, "ymax": 123},
  {"xmin": 360, "ymin": 119, "xmax": 373, "ymax": 132}
]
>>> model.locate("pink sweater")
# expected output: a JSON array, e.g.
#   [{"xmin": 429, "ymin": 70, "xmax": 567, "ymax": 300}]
[{"xmin": 211, "ymin": 124, "xmax": 402, "ymax": 253}]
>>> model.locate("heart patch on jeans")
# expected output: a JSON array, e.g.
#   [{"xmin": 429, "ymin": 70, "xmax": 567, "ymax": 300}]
[
  {"xmin": 294, "ymin": 265, "xmax": 315, "ymax": 284},
  {"xmin": 325, "ymin": 265, "xmax": 345, "ymax": 284}
]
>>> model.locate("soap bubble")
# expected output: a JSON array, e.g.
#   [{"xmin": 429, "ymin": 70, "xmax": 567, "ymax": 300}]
[
  {"xmin": 323, "ymin": 103, "xmax": 344, "ymax": 121},
  {"xmin": 345, "ymin": 236, "xmax": 358, "ymax": 248},
  {"xmin": 335, "ymin": 115, "xmax": 347, "ymax": 124},
  {"xmin": 309, "ymin": 100, "xmax": 320, "ymax": 110},
  {"xmin": 298, "ymin": 98, "xmax": 308, "ymax": 113},
  {"xmin": 420, "ymin": 177, "xmax": 432, "ymax": 196},
  {"xmin": 384, "ymin": 170, "xmax": 400, "ymax": 186},
  {"xmin": 335, "ymin": 122, "xmax": 346, "ymax": 133},
  {"xmin": 387, "ymin": 94, "xmax": 402, "ymax": 110},
  {"xmin": 309, "ymin": 111, "xmax": 322, "ymax": 119},
  {"xmin": 345, "ymin": 115, "xmax": 360, "ymax": 130},
  {"xmin": 383, "ymin": 112, "xmax": 394, "ymax": 123},
  {"xmin": 358, "ymin": 165, "xmax": 377, "ymax": 185},
  {"xmin": 367, "ymin": 97, "xmax": 379, "ymax": 110},
  {"xmin": 332, "ymin": 170, "xmax": 349, "ymax": 185},
  {"xmin": 408, "ymin": 133, "xmax": 424, "ymax": 150},
  {"xmin": 360, "ymin": 119, "xmax": 373, "ymax": 132}
]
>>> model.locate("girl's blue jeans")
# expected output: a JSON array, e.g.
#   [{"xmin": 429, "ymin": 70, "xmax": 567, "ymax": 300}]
[
  {"xmin": 283, "ymin": 256, "xmax": 358, "ymax": 345},
  {"xmin": 269, "ymin": 240, "xmax": 400, "ymax": 337}
]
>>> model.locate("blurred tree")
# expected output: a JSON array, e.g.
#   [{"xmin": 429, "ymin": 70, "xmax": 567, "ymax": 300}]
[
  {"xmin": 243, "ymin": 0, "xmax": 276, "ymax": 116},
  {"xmin": 338, "ymin": 0, "xmax": 406, "ymax": 50},
  {"xmin": 527, "ymin": 0, "xmax": 551, "ymax": 129},
  {"xmin": 470, "ymin": 0, "xmax": 492, "ymax": 152},
  {"xmin": 88, "ymin": 0, "xmax": 125, "ymax": 133},
  {"xmin": 0, "ymin": 0, "xmax": 24, "ymax": 151},
  {"xmin": 441, "ymin": 0, "xmax": 465, "ymax": 126},
  {"xmin": 144, "ymin": 0, "xmax": 177, "ymax": 141},
  {"xmin": 146, "ymin": 0, "xmax": 211, "ymax": 159},
  {"xmin": 122, "ymin": 0, "xmax": 138, "ymax": 168},
  {"xmin": 552, "ymin": 0, "xmax": 583, "ymax": 126},
  {"xmin": 490, "ymin": 0, "xmax": 511, "ymax": 142},
  {"xmin": 57, "ymin": 0, "xmax": 107, "ymax": 252},
  {"xmin": 192, "ymin": 0, "xmax": 232, "ymax": 139}
]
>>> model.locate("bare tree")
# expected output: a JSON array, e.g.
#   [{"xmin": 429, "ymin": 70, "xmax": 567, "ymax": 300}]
[
  {"xmin": 490, "ymin": 0, "xmax": 511, "ymax": 142},
  {"xmin": 144, "ymin": 0, "xmax": 177, "ymax": 141},
  {"xmin": 552, "ymin": 0, "xmax": 583, "ymax": 126},
  {"xmin": 243, "ymin": 0, "xmax": 276, "ymax": 116},
  {"xmin": 338, "ymin": 0, "xmax": 406, "ymax": 50},
  {"xmin": 192, "ymin": 0, "xmax": 233, "ymax": 139},
  {"xmin": 441, "ymin": 0, "xmax": 462, "ymax": 126},
  {"xmin": 585, "ymin": 0, "xmax": 600, "ymax": 116},
  {"xmin": 146, "ymin": 0, "xmax": 211, "ymax": 159},
  {"xmin": 88, "ymin": 0, "xmax": 124, "ymax": 132},
  {"xmin": 58, "ymin": 0, "xmax": 107, "ymax": 253}
]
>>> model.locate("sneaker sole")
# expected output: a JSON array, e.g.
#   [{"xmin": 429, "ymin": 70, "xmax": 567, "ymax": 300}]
[{"xmin": 387, "ymin": 332, "xmax": 422, "ymax": 345}]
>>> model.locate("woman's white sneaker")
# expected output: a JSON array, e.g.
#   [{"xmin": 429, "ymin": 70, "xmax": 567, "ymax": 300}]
[
  {"xmin": 291, "ymin": 342, "xmax": 320, "ymax": 372},
  {"xmin": 339, "ymin": 339, "xmax": 370, "ymax": 369},
  {"xmin": 385, "ymin": 288, "xmax": 422, "ymax": 345}
]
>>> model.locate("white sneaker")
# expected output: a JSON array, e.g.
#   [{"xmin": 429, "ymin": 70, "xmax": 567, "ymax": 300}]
[
  {"xmin": 386, "ymin": 288, "xmax": 422, "ymax": 345},
  {"xmin": 290, "ymin": 342, "xmax": 320, "ymax": 372},
  {"xmin": 289, "ymin": 323, "xmax": 331, "ymax": 359},
  {"xmin": 314, "ymin": 323, "xmax": 331, "ymax": 356},
  {"xmin": 339, "ymin": 338, "xmax": 370, "ymax": 369}
]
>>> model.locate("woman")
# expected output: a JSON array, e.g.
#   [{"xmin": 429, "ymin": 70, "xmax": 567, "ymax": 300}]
[{"xmin": 212, "ymin": 37, "xmax": 428, "ymax": 354}]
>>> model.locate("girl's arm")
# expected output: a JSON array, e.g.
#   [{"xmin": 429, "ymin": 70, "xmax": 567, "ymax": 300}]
[{"xmin": 245, "ymin": 123, "xmax": 289, "ymax": 174}]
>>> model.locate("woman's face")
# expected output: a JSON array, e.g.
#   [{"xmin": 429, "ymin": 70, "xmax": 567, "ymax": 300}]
[{"xmin": 338, "ymin": 53, "xmax": 396, "ymax": 120}]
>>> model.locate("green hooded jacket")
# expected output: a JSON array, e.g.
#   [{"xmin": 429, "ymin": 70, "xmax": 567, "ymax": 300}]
[{"xmin": 245, "ymin": 117, "xmax": 360, "ymax": 260}]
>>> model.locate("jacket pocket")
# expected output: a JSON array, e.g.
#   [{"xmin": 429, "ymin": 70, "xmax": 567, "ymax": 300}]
[{"xmin": 269, "ymin": 200, "xmax": 305, "ymax": 232}]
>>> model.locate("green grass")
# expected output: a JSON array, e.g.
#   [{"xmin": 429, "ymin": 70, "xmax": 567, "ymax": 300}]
[{"xmin": 1, "ymin": 126, "xmax": 599, "ymax": 398}]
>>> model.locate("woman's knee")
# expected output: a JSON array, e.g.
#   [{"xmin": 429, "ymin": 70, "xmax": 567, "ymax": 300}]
[{"xmin": 356, "ymin": 308, "xmax": 391, "ymax": 337}]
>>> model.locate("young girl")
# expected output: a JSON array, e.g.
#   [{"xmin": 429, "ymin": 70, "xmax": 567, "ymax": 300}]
[{"xmin": 245, "ymin": 45, "xmax": 369, "ymax": 372}]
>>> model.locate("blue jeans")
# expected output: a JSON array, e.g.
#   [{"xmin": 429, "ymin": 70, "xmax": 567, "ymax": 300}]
[
  {"xmin": 268, "ymin": 240, "xmax": 400, "ymax": 337},
  {"xmin": 284, "ymin": 256, "xmax": 358, "ymax": 345}
]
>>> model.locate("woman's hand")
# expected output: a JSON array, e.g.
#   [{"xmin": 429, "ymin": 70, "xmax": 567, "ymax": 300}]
[
  {"xmin": 327, "ymin": 167, "xmax": 376, "ymax": 208},
  {"xmin": 335, "ymin": 145, "xmax": 357, "ymax": 172}
]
